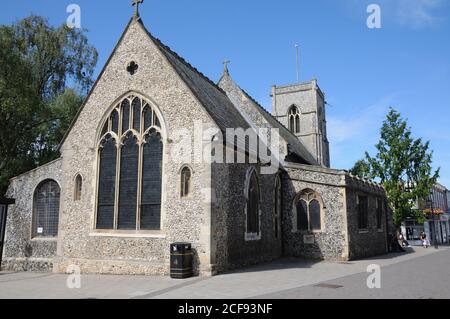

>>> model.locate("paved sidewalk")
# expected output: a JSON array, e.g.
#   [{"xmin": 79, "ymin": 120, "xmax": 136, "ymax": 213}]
[
  {"xmin": 0, "ymin": 247, "xmax": 444, "ymax": 299},
  {"xmin": 257, "ymin": 247, "xmax": 450, "ymax": 299}
]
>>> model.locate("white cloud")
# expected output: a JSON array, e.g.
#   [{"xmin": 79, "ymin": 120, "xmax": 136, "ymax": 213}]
[
  {"xmin": 327, "ymin": 93, "xmax": 398, "ymax": 169},
  {"xmin": 327, "ymin": 94, "xmax": 396, "ymax": 145},
  {"xmin": 396, "ymin": 0, "xmax": 443, "ymax": 28}
]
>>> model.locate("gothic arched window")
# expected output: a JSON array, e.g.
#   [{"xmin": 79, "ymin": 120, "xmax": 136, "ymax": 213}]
[
  {"xmin": 121, "ymin": 99, "xmax": 131, "ymax": 134},
  {"xmin": 141, "ymin": 129, "xmax": 163, "ymax": 230},
  {"xmin": 180, "ymin": 166, "xmax": 192, "ymax": 198},
  {"xmin": 96, "ymin": 95, "xmax": 163, "ymax": 231},
  {"xmin": 274, "ymin": 174, "xmax": 282, "ymax": 239},
  {"xmin": 74, "ymin": 174, "xmax": 82, "ymax": 201},
  {"xmin": 111, "ymin": 110, "xmax": 119, "ymax": 135},
  {"xmin": 245, "ymin": 168, "xmax": 261, "ymax": 240},
  {"xmin": 295, "ymin": 189, "xmax": 323, "ymax": 232},
  {"xmin": 33, "ymin": 180, "xmax": 60, "ymax": 238},
  {"xmin": 97, "ymin": 135, "xmax": 117, "ymax": 229},
  {"xmin": 118, "ymin": 133, "xmax": 139, "ymax": 230},
  {"xmin": 288, "ymin": 106, "xmax": 300, "ymax": 134}
]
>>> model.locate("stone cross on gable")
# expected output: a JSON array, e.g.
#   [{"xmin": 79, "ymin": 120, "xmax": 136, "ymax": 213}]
[
  {"xmin": 132, "ymin": 0, "xmax": 144, "ymax": 17},
  {"xmin": 223, "ymin": 60, "xmax": 230, "ymax": 75}
]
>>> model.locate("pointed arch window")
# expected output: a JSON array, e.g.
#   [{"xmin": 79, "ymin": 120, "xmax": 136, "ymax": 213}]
[
  {"xmin": 96, "ymin": 95, "xmax": 163, "ymax": 231},
  {"xmin": 121, "ymin": 99, "xmax": 131, "ymax": 134},
  {"xmin": 74, "ymin": 174, "xmax": 83, "ymax": 201},
  {"xmin": 180, "ymin": 166, "xmax": 192, "ymax": 198},
  {"xmin": 97, "ymin": 135, "xmax": 117, "ymax": 229},
  {"xmin": 118, "ymin": 133, "xmax": 139, "ymax": 230},
  {"xmin": 141, "ymin": 130, "xmax": 163, "ymax": 230},
  {"xmin": 111, "ymin": 110, "xmax": 119, "ymax": 135},
  {"xmin": 33, "ymin": 180, "xmax": 60, "ymax": 238},
  {"xmin": 274, "ymin": 174, "xmax": 282, "ymax": 239},
  {"xmin": 295, "ymin": 189, "xmax": 323, "ymax": 232},
  {"xmin": 288, "ymin": 106, "xmax": 300, "ymax": 134},
  {"xmin": 132, "ymin": 97, "xmax": 141, "ymax": 133},
  {"xmin": 245, "ymin": 168, "xmax": 261, "ymax": 241}
]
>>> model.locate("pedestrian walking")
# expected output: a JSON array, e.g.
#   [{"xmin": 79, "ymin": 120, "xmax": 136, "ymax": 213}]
[{"xmin": 420, "ymin": 232, "xmax": 429, "ymax": 248}]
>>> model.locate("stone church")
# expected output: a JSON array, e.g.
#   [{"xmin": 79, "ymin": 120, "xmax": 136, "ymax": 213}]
[{"xmin": 2, "ymin": 9, "xmax": 390, "ymax": 276}]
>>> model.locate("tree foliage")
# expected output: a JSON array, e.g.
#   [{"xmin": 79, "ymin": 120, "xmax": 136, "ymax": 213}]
[
  {"xmin": 0, "ymin": 15, "xmax": 97, "ymax": 195},
  {"xmin": 354, "ymin": 108, "xmax": 439, "ymax": 227},
  {"xmin": 350, "ymin": 159, "xmax": 372, "ymax": 180}
]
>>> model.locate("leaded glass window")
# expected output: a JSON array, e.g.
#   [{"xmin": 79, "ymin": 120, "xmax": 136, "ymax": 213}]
[
  {"xmin": 141, "ymin": 130, "xmax": 163, "ymax": 230},
  {"xmin": 74, "ymin": 174, "xmax": 82, "ymax": 201},
  {"xmin": 33, "ymin": 180, "xmax": 60, "ymax": 238},
  {"xmin": 295, "ymin": 189, "xmax": 323, "ymax": 232},
  {"xmin": 97, "ymin": 135, "xmax": 117, "ymax": 229},
  {"xmin": 297, "ymin": 200, "xmax": 309, "ymax": 231},
  {"xmin": 132, "ymin": 97, "xmax": 141, "ymax": 132},
  {"xmin": 309, "ymin": 200, "xmax": 321, "ymax": 231},
  {"xmin": 246, "ymin": 170, "xmax": 260, "ymax": 236},
  {"xmin": 118, "ymin": 133, "xmax": 139, "ymax": 230},
  {"xmin": 111, "ymin": 109, "xmax": 119, "ymax": 135},
  {"xmin": 96, "ymin": 95, "xmax": 163, "ymax": 231},
  {"xmin": 180, "ymin": 166, "xmax": 192, "ymax": 198},
  {"xmin": 121, "ymin": 99, "xmax": 130, "ymax": 134},
  {"xmin": 274, "ymin": 175, "xmax": 282, "ymax": 239}
]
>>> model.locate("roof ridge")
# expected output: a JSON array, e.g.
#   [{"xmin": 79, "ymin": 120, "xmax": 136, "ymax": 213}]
[
  {"xmin": 57, "ymin": 17, "xmax": 136, "ymax": 151},
  {"xmin": 137, "ymin": 19, "xmax": 251, "ymax": 136},
  {"xmin": 142, "ymin": 26, "xmax": 228, "ymax": 97},
  {"xmin": 237, "ymin": 84, "xmax": 305, "ymax": 142},
  {"xmin": 219, "ymin": 74, "xmax": 318, "ymax": 165}
]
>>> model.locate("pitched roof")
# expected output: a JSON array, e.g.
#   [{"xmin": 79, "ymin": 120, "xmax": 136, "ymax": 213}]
[
  {"xmin": 218, "ymin": 72, "xmax": 318, "ymax": 165},
  {"xmin": 140, "ymin": 21, "xmax": 250, "ymax": 134},
  {"xmin": 58, "ymin": 18, "xmax": 137, "ymax": 150},
  {"xmin": 59, "ymin": 17, "xmax": 251, "ymax": 151}
]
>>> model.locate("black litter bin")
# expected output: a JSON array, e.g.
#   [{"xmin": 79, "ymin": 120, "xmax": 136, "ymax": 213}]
[{"xmin": 170, "ymin": 242, "xmax": 193, "ymax": 279}]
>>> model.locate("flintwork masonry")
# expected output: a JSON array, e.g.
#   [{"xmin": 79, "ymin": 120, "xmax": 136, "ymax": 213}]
[{"xmin": 3, "ymin": 9, "xmax": 391, "ymax": 276}]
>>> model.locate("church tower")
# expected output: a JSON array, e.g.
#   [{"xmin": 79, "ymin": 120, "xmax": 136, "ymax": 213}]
[{"xmin": 271, "ymin": 79, "xmax": 330, "ymax": 167}]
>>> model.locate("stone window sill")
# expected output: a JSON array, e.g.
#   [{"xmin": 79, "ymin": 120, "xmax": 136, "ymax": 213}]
[
  {"xmin": 245, "ymin": 233, "xmax": 262, "ymax": 242},
  {"xmin": 31, "ymin": 237, "xmax": 58, "ymax": 242},
  {"xmin": 358, "ymin": 229, "xmax": 369, "ymax": 234},
  {"xmin": 293, "ymin": 230, "xmax": 323, "ymax": 235},
  {"xmin": 89, "ymin": 231, "xmax": 166, "ymax": 239}
]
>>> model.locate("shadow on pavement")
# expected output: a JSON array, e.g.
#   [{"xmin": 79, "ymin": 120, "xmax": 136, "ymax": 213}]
[
  {"xmin": 220, "ymin": 247, "xmax": 427, "ymax": 275},
  {"xmin": 221, "ymin": 257, "xmax": 320, "ymax": 275},
  {"xmin": 360, "ymin": 247, "xmax": 418, "ymax": 262}
]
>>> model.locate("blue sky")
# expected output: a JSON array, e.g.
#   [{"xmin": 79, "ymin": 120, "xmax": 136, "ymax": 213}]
[{"xmin": 2, "ymin": 0, "xmax": 450, "ymax": 186}]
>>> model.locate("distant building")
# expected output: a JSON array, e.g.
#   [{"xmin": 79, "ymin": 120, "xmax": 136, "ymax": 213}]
[
  {"xmin": 428, "ymin": 183, "xmax": 449, "ymax": 213},
  {"xmin": 447, "ymin": 189, "xmax": 450, "ymax": 214},
  {"xmin": 404, "ymin": 183, "xmax": 449, "ymax": 245}
]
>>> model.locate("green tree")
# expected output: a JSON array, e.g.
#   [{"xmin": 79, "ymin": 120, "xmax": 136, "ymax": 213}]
[
  {"xmin": 350, "ymin": 159, "xmax": 372, "ymax": 180},
  {"xmin": 0, "ymin": 15, "xmax": 97, "ymax": 195},
  {"xmin": 363, "ymin": 108, "xmax": 439, "ymax": 227},
  {"xmin": 32, "ymin": 89, "xmax": 85, "ymax": 165}
]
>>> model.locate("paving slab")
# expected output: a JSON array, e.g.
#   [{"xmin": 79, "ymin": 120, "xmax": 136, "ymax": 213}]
[
  {"xmin": 0, "ymin": 247, "xmax": 444, "ymax": 299},
  {"xmin": 154, "ymin": 247, "xmax": 443, "ymax": 299}
]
